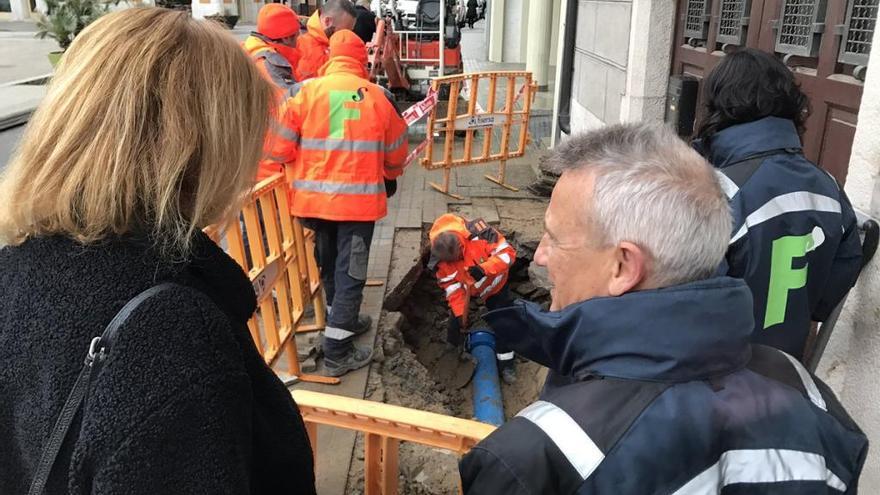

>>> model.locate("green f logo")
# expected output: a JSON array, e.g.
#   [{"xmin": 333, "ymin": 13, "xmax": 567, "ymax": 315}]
[
  {"xmin": 329, "ymin": 89, "xmax": 364, "ymax": 139},
  {"xmin": 763, "ymin": 227, "xmax": 825, "ymax": 328}
]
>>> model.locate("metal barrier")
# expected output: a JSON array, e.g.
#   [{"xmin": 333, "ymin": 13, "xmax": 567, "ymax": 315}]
[
  {"xmin": 423, "ymin": 71, "xmax": 538, "ymax": 199},
  {"xmin": 293, "ymin": 389, "xmax": 496, "ymax": 495},
  {"xmin": 208, "ymin": 174, "xmax": 338, "ymax": 385}
]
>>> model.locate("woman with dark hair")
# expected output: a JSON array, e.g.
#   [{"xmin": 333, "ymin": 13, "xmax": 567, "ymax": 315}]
[{"xmin": 694, "ymin": 48, "xmax": 862, "ymax": 361}]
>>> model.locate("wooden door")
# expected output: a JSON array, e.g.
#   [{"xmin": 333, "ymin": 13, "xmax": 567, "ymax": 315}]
[{"xmin": 671, "ymin": 0, "xmax": 875, "ymax": 183}]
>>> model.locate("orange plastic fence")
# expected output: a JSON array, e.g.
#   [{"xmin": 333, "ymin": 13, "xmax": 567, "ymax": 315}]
[
  {"xmin": 423, "ymin": 71, "xmax": 538, "ymax": 199},
  {"xmin": 293, "ymin": 389, "xmax": 496, "ymax": 495},
  {"xmin": 208, "ymin": 174, "xmax": 338, "ymax": 385}
]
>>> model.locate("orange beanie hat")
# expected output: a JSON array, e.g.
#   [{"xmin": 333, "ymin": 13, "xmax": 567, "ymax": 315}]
[
  {"xmin": 328, "ymin": 29, "xmax": 368, "ymax": 65},
  {"xmin": 257, "ymin": 4, "xmax": 300, "ymax": 40}
]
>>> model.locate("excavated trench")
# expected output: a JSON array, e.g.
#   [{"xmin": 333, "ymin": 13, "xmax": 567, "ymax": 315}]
[{"xmin": 346, "ymin": 200, "xmax": 550, "ymax": 494}]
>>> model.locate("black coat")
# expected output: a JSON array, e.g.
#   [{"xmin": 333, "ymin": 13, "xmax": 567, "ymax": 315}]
[
  {"xmin": 0, "ymin": 233, "xmax": 316, "ymax": 494},
  {"xmin": 353, "ymin": 5, "xmax": 377, "ymax": 43}
]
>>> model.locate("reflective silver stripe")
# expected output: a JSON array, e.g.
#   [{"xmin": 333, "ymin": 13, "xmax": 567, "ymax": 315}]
[
  {"xmin": 274, "ymin": 125, "xmax": 300, "ymax": 143},
  {"xmin": 730, "ymin": 192, "xmax": 841, "ymax": 245},
  {"xmin": 300, "ymin": 138, "xmax": 384, "ymax": 152},
  {"xmin": 293, "ymin": 180, "xmax": 385, "ymax": 195},
  {"xmin": 491, "ymin": 241, "xmax": 511, "ymax": 254},
  {"xmin": 385, "ymin": 134, "xmax": 407, "ymax": 153},
  {"xmin": 479, "ymin": 275, "xmax": 504, "ymax": 298},
  {"xmin": 716, "ymin": 170, "xmax": 739, "ymax": 199},
  {"xmin": 672, "ymin": 449, "xmax": 846, "ymax": 494},
  {"xmin": 517, "ymin": 401, "xmax": 604, "ymax": 480},
  {"xmin": 324, "ymin": 325, "xmax": 355, "ymax": 340},
  {"xmin": 782, "ymin": 351, "xmax": 827, "ymax": 411},
  {"xmin": 438, "ymin": 272, "xmax": 458, "ymax": 283},
  {"xmin": 474, "ymin": 276, "xmax": 487, "ymax": 288},
  {"xmin": 497, "ymin": 252, "xmax": 512, "ymax": 265},
  {"xmin": 264, "ymin": 154, "xmax": 289, "ymax": 163},
  {"xmin": 496, "ymin": 351, "xmax": 515, "ymax": 361},
  {"xmin": 445, "ymin": 282, "xmax": 462, "ymax": 296}
]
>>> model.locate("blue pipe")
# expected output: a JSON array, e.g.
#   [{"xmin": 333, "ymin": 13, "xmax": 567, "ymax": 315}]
[{"xmin": 467, "ymin": 330, "xmax": 505, "ymax": 426}]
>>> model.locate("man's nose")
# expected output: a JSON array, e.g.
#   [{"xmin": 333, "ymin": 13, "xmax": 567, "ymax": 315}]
[{"xmin": 534, "ymin": 238, "xmax": 548, "ymax": 267}]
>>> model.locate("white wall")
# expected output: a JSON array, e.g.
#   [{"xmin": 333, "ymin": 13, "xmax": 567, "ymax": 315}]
[{"xmin": 816, "ymin": 24, "xmax": 880, "ymax": 492}]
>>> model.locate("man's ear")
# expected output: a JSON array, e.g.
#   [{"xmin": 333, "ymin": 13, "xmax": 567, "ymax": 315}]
[{"xmin": 607, "ymin": 241, "xmax": 648, "ymax": 296}]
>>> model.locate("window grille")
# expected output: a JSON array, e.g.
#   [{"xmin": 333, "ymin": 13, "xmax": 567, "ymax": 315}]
[
  {"xmin": 838, "ymin": 0, "xmax": 878, "ymax": 66},
  {"xmin": 774, "ymin": 0, "xmax": 827, "ymax": 57},
  {"xmin": 685, "ymin": 0, "xmax": 713, "ymax": 39},
  {"xmin": 717, "ymin": 0, "xmax": 751, "ymax": 45}
]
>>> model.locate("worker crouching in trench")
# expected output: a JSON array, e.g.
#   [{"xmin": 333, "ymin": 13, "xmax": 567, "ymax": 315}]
[{"xmin": 428, "ymin": 214, "xmax": 518, "ymax": 384}]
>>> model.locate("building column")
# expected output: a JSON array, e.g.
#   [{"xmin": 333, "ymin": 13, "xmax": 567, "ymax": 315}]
[
  {"xmin": 619, "ymin": 0, "xmax": 675, "ymax": 123},
  {"xmin": 10, "ymin": 0, "xmax": 30, "ymax": 21},
  {"xmin": 488, "ymin": 0, "xmax": 505, "ymax": 63},
  {"xmin": 525, "ymin": 0, "xmax": 552, "ymax": 90}
]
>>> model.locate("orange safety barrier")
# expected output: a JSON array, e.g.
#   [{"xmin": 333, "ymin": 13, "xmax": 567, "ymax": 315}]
[
  {"xmin": 293, "ymin": 389, "xmax": 496, "ymax": 495},
  {"xmin": 422, "ymin": 71, "xmax": 538, "ymax": 199},
  {"xmin": 208, "ymin": 174, "xmax": 338, "ymax": 385}
]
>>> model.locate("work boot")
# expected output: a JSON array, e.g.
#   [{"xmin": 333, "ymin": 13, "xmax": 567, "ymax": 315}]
[
  {"xmin": 323, "ymin": 344, "xmax": 374, "ymax": 377},
  {"xmin": 499, "ymin": 360, "xmax": 517, "ymax": 384},
  {"xmin": 327, "ymin": 306, "xmax": 372, "ymax": 336}
]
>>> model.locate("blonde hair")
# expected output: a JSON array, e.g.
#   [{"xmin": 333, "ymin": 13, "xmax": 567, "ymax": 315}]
[{"xmin": 0, "ymin": 8, "xmax": 273, "ymax": 257}]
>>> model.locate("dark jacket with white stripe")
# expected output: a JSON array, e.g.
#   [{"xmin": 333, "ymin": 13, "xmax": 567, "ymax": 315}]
[
  {"xmin": 700, "ymin": 117, "xmax": 862, "ymax": 359},
  {"xmin": 459, "ymin": 277, "xmax": 868, "ymax": 494}
]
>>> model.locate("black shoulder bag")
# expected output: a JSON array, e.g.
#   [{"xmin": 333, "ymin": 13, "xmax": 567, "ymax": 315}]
[{"xmin": 28, "ymin": 283, "xmax": 178, "ymax": 495}]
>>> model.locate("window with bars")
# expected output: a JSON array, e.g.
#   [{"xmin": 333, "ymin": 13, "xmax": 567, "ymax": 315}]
[
  {"xmin": 717, "ymin": 0, "xmax": 751, "ymax": 45},
  {"xmin": 838, "ymin": 0, "xmax": 878, "ymax": 66},
  {"xmin": 685, "ymin": 0, "xmax": 713, "ymax": 40},
  {"xmin": 774, "ymin": 0, "xmax": 827, "ymax": 57}
]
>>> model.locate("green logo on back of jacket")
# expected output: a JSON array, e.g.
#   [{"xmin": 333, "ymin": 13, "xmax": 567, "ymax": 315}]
[
  {"xmin": 329, "ymin": 89, "xmax": 365, "ymax": 139},
  {"xmin": 764, "ymin": 227, "xmax": 825, "ymax": 328}
]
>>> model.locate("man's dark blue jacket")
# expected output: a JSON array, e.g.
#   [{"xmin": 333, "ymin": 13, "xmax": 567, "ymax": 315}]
[
  {"xmin": 459, "ymin": 277, "xmax": 868, "ymax": 494},
  {"xmin": 701, "ymin": 117, "xmax": 862, "ymax": 359}
]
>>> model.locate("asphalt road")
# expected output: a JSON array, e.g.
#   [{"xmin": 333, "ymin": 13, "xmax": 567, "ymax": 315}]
[{"xmin": 0, "ymin": 124, "xmax": 25, "ymax": 173}]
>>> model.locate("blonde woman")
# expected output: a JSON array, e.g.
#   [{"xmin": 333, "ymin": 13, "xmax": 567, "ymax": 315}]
[{"xmin": 0, "ymin": 8, "xmax": 316, "ymax": 494}]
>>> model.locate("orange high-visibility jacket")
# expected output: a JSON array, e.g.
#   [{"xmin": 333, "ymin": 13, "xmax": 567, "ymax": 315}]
[
  {"xmin": 429, "ymin": 214, "xmax": 517, "ymax": 317},
  {"xmin": 243, "ymin": 34, "xmax": 300, "ymax": 94},
  {"xmin": 266, "ymin": 56, "xmax": 409, "ymax": 220},
  {"xmin": 296, "ymin": 13, "xmax": 330, "ymax": 81}
]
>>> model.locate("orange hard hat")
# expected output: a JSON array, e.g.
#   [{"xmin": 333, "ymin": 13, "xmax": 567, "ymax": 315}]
[
  {"xmin": 328, "ymin": 29, "xmax": 368, "ymax": 65},
  {"xmin": 257, "ymin": 4, "xmax": 300, "ymax": 40}
]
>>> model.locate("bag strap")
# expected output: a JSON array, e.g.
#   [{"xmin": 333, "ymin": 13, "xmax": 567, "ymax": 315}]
[
  {"xmin": 719, "ymin": 148, "xmax": 800, "ymax": 189},
  {"xmin": 28, "ymin": 283, "xmax": 179, "ymax": 495}
]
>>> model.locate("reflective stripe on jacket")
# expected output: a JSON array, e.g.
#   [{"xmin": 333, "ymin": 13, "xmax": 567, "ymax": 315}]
[
  {"xmin": 267, "ymin": 56, "xmax": 409, "ymax": 221},
  {"xmin": 429, "ymin": 214, "xmax": 516, "ymax": 317},
  {"xmin": 243, "ymin": 34, "xmax": 300, "ymax": 95}
]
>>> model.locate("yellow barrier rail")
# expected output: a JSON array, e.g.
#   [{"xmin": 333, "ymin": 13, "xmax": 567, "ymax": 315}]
[
  {"xmin": 209, "ymin": 174, "xmax": 338, "ymax": 385},
  {"xmin": 293, "ymin": 389, "xmax": 496, "ymax": 495},
  {"xmin": 423, "ymin": 71, "xmax": 538, "ymax": 199}
]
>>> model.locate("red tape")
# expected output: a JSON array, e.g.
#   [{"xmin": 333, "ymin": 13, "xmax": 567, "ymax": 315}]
[{"xmin": 403, "ymin": 87, "xmax": 439, "ymax": 127}]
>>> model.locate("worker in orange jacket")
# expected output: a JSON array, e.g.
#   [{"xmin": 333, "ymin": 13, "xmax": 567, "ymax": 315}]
[
  {"xmin": 243, "ymin": 4, "xmax": 302, "ymax": 94},
  {"xmin": 296, "ymin": 0, "xmax": 357, "ymax": 81},
  {"xmin": 268, "ymin": 29, "xmax": 409, "ymax": 377},
  {"xmin": 429, "ymin": 214, "xmax": 518, "ymax": 383}
]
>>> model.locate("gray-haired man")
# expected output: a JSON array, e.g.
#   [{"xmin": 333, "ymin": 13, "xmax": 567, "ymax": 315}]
[{"xmin": 459, "ymin": 123, "xmax": 867, "ymax": 494}]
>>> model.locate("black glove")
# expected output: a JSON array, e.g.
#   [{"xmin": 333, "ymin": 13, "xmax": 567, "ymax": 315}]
[
  {"xmin": 467, "ymin": 264, "xmax": 485, "ymax": 281},
  {"xmin": 384, "ymin": 178, "xmax": 398, "ymax": 198},
  {"xmin": 446, "ymin": 312, "xmax": 463, "ymax": 346}
]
